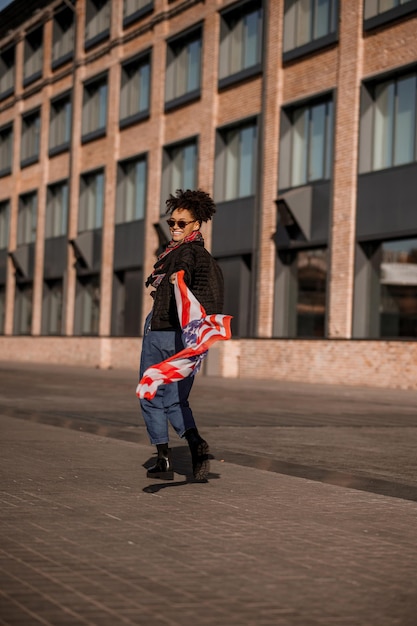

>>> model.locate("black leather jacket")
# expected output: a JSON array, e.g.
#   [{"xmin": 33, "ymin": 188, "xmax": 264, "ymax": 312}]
[{"xmin": 150, "ymin": 241, "xmax": 224, "ymax": 331}]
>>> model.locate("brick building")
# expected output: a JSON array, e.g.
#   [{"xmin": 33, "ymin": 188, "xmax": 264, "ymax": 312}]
[{"xmin": 0, "ymin": 0, "xmax": 416, "ymax": 389}]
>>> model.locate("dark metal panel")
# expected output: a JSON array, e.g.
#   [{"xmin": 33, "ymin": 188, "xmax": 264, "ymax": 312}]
[
  {"xmin": 357, "ymin": 164, "xmax": 417, "ymax": 240},
  {"xmin": 212, "ymin": 197, "xmax": 255, "ymax": 257},
  {"xmin": 72, "ymin": 230, "xmax": 102, "ymax": 275},
  {"xmin": 311, "ymin": 181, "xmax": 331, "ymax": 241},
  {"xmin": 274, "ymin": 181, "xmax": 331, "ymax": 249},
  {"xmin": 9, "ymin": 243, "xmax": 35, "ymax": 280},
  {"xmin": 113, "ymin": 220, "xmax": 144, "ymax": 271},
  {"xmin": 217, "ymin": 255, "xmax": 252, "ymax": 338},
  {"xmin": 43, "ymin": 236, "xmax": 67, "ymax": 279},
  {"xmin": 0, "ymin": 249, "xmax": 6, "ymax": 284}
]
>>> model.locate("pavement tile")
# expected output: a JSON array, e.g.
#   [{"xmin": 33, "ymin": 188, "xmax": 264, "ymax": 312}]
[{"xmin": 1, "ymin": 365, "xmax": 417, "ymax": 625}]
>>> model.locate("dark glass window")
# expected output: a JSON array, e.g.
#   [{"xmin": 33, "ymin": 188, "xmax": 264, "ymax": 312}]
[
  {"xmin": 0, "ymin": 123, "xmax": 13, "ymax": 176},
  {"xmin": 380, "ymin": 238, "xmax": 417, "ymax": 338},
  {"xmin": 49, "ymin": 92, "xmax": 72, "ymax": 155},
  {"xmin": 120, "ymin": 53, "xmax": 150, "ymax": 126},
  {"xmin": 216, "ymin": 121, "xmax": 258, "ymax": 201},
  {"xmin": 295, "ymin": 248, "xmax": 328, "ymax": 337},
  {"xmin": 46, "ymin": 181, "xmax": 68, "ymax": 238},
  {"xmin": 219, "ymin": 0, "xmax": 263, "ymax": 82},
  {"xmin": 165, "ymin": 27, "xmax": 202, "ymax": 108},
  {"xmin": 79, "ymin": 170, "xmax": 105, "ymax": 232},
  {"xmin": 0, "ymin": 45, "xmax": 15, "ymax": 98},
  {"xmin": 116, "ymin": 156, "xmax": 147, "ymax": 222}
]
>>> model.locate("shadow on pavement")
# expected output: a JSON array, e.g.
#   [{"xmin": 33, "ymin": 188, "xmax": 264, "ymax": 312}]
[{"xmin": 142, "ymin": 445, "xmax": 220, "ymax": 493}]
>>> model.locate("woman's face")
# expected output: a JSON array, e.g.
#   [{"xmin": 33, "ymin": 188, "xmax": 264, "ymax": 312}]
[{"xmin": 168, "ymin": 208, "xmax": 200, "ymax": 243}]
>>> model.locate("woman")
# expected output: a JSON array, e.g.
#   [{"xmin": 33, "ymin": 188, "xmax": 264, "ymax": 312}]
[{"xmin": 139, "ymin": 189, "xmax": 224, "ymax": 481}]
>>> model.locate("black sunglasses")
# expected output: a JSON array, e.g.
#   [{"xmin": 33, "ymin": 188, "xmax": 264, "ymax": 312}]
[{"xmin": 166, "ymin": 218, "xmax": 197, "ymax": 229}]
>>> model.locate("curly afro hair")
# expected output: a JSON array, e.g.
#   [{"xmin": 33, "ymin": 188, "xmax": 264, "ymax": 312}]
[{"xmin": 165, "ymin": 189, "xmax": 216, "ymax": 223}]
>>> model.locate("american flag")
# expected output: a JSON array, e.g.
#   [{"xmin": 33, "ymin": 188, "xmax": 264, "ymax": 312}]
[{"xmin": 136, "ymin": 270, "xmax": 232, "ymax": 400}]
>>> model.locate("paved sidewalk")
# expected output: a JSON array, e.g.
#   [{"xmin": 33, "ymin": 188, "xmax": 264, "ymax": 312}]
[{"xmin": 1, "ymin": 363, "xmax": 417, "ymax": 625}]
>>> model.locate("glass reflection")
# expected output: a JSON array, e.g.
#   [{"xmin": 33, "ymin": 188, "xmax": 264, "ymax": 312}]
[{"xmin": 380, "ymin": 238, "xmax": 417, "ymax": 338}]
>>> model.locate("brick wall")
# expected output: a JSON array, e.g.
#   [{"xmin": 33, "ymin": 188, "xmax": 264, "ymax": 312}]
[{"xmin": 1, "ymin": 0, "xmax": 416, "ymax": 388}]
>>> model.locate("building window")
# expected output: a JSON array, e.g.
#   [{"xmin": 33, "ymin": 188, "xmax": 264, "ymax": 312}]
[
  {"xmin": 21, "ymin": 109, "xmax": 41, "ymax": 168},
  {"xmin": 116, "ymin": 156, "xmax": 146, "ymax": 223},
  {"xmin": 0, "ymin": 285, "xmax": 5, "ymax": 334},
  {"xmin": 85, "ymin": 0, "xmax": 111, "ymax": 50},
  {"xmin": 380, "ymin": 238, "xmax": 417, "ymax": 337},
  {"xmin": 49, "ymin": 92, "xmax": 72, "ymax": 156},
  {"xmin": 355, "ymin": 238, "xmax": 417, "ymax": 338},
  {"xmin": 283, "ymin": 0, "xmax": 337, "ymax": 60},
  {"xmin": 119, "ymin": 52, "xmax": 150, "ymax": 128},
  {"xmin": 364, "ymin": 0, "xmax": 417, "ymax": 28},
  {"xmin": 82, "ymin": 74, "xmax": 108, "ymax": 143},
  {"xmin": 276, "ymin": 247, "xmax": 328, "ymax": 337},
  {"xmin": 23, "ymin": 25, "xmax": 43, "ymax": 86},
  {"xmin": 112, "ymin": 269, "xmax": 142, "ymax": 336},
  {"xmin": 14, "ymin": 283, "xmax": 33, "ymax": 335},
  {"xmin": 370, "ymin": 0, "xmax": 413, "ymax": 11},
  {"xmin": 46, "ymin": 181, "xmax": 68, "ymax": 238},
  {"xmin": 361, "ymin": 73, "xmax": 417, "ymax": 173},
  {"xmin": 216, "ymin": 120, "xmax": 257, "ymax": 201},
  {"xmin": 75, "ymin": 275, "xmax": 100, "ymax": 335},
  {"xmin": 282, "ymin": 97, "xmax": 334, "ymax": 189},
  {"xmin": 17, "ymin": 192, "xmax": 37, "ymax": 245},
  {"xmin": 43, "ymin": 279, "xmax": 64, "ymax": 335},
  {"xmin": 0, "ymin": 199, "xmax": 10, "ymax": 249},
  {"xmin": 219, "ymin": 0, "xmax": 263, "ymax": 86},
  {"xmin": 162, "ymin": 139, "xmax": 198, "ymax": 202},
  {"xmin": 294, "ymin": 248, "xmax": 327, "ymax": 337},
  {"xmin": 0, "ymin": 44, "xmax": 15, "ymax": 99},
  {"xmin": 79, "ymin": 170, "xmax": 104, "ymax": 232},
  {"xmin": 52, "ymin": 5, "xmax": 75, "ymax": 69},
  {"xmin": 0, "ymin": 123, "xmax": 13, "ymax": 177},
  {"xmin": 123, "ymin": 0, "xmax": 154, "ymax": 27},
  {"xmin": 165, "ymin": 26, "xmax": 202, "ymax": 110}
]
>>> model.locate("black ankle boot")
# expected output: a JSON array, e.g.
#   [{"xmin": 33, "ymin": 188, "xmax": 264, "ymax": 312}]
[
  {"xmin": 147, "ymin": 444, "xmax": 174, "ymax": 480},
  {"xmin": 185, "ymin": 428, "xmax": 210, "ymax": 480}
]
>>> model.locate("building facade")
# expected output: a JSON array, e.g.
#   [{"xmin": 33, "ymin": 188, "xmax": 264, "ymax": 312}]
[{"xmin": 0, "ymin": 0, "xmax": 417, "ymax": 389}]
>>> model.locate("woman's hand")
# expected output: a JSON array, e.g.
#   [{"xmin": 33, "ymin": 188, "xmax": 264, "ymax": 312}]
[{"xmin": 169, "ymin": 272, "xmax": 177, "ymax": 284}]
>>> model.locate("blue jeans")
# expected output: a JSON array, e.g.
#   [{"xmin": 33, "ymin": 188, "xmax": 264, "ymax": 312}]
[{"xmin": 139, "ymin": 312, "xmax": 196, "ymax": 445}]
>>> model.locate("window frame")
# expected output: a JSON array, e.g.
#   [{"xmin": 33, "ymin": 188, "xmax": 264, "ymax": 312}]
[
  {"xmin": 218, "ymin": 0, "xmax": 264, "ymax": 90},
  {"xmin": 0, "ymin": 199, "xmax": 10, "ymax": 250},
  {"xmin": 42, "ymin": 278, "xmax": 64, "ymax": 335},
  {"xmin": 51, "ymin": 4, "xmax": 75, "ymax": 70},
  {"xmin": 46, "ymin": 179, "xmax": 69, "ymax": 239},
  {"xmin": 165, "ymin": 23, "xmax": 203, "ymax": 112},
  {"xmin": 359, "ymin": 68, "xmax": 417, "ymax": 174},
  {"xmin": 0, "ymin": 122, "xmax": 13, "ymax": 178},
  {"xmin": 78, "ymin": 168, "xmax": 105, "ymax": 233},
  {"xmin": 14, "ymin": 281, "xmax": 33, "ymax": 335},
  {"xmin": 84, "ymin": 0, "xmax": 111, "ymax": 51},
  {"xmin": 74, "ymin": 273, "xmax": 100, "ymax": 336},
  {"xmin": 282, "ymin": 0, "xmax": 339, "ymax": 64},
  {"xmin": 17, "ymin": 191, "xmax": 38, "ymax": 246},
  {"xmin": 279, "ymin": 92, "xmax": 335, "ymax": 191},
  {"xmin": 23, "ymin": 24, "xmax": 43, "ymax": 87},
  {"xmin": 0, "ymin": 43, "xmax": 15, "ymax": 101},
  {"xmin": 161, "ymin": 136, "xmax": 199, "ymax": 207},
  {"xmin": 363, "ymin": 0, "xmax": 417, "ymax": 31},
  {"xmin": 123, "ymin": 0, "xmax": 154, "ymax": 28},
  {"xmin": 215, "ymin": 116, "xmax": 259, "ymax": 203},
  {"xmin": 20, "ymin": 107, "xmax": 41, "ymax": 169},
  {"xmin": 116, "ymin": 153, "xmax": 148, "ymax": 224},
  {"xmin": 119, "ymin": 49, "xmax": 151, "ymax": 129},
  {"xmin": 49, "ymin": 90, "xmax": 72, "ymax": 157},
  {"xmin": 81, "ymin": 72, "xmax": 108, "ymax": 144}
]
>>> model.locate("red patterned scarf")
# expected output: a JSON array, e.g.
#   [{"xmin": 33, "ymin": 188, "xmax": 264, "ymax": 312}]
[{"xmin": 145, "ymin": 230, "xmax": 204, "ymax": 290}]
